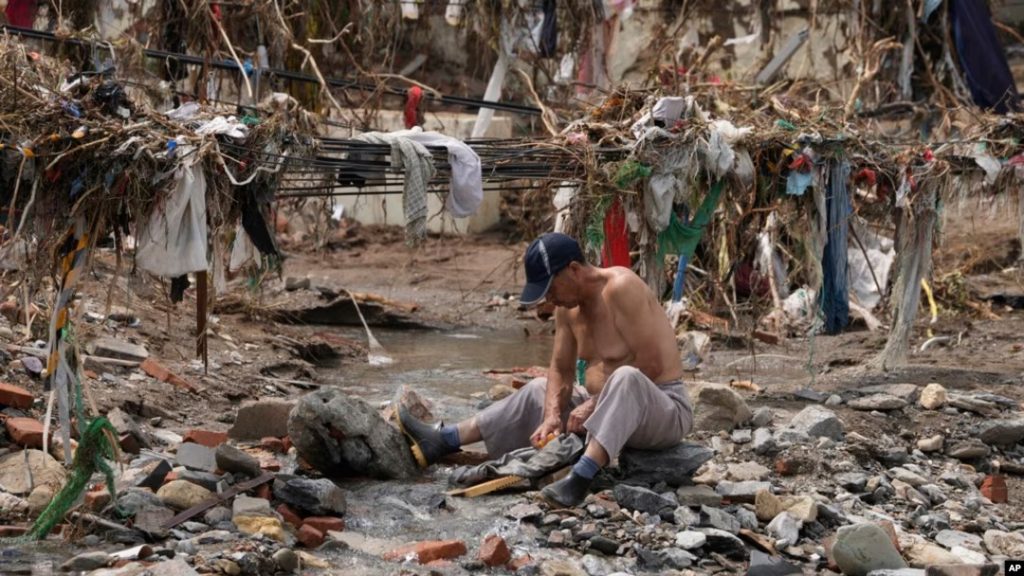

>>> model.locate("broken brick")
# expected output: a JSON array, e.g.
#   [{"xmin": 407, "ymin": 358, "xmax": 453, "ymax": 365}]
[
  {"xmin": 296, "ymin": 524, "xmax": 325, "ymax": 548},
  {"xmin": 182, "ymin": 429, "xmax": 228, "ymax": 448},
  {"xmin": 478, "ymin": 534, "xmax": 511, "ymax": 567},
  {"xmin": 981, "ymin": 475, "xmax": 1008, "ymax": 503},
  {"xmin": 84, "ymin": 488, "xmax": 111, "ymax": 511},
  {"xmin": 0, "ymin": 382, "xmax": 33, "ymax": 409},
  {"xmin": 282, "ymin": 436, "xmax": 293, "ymax": 452},
  {"xmin": 260, "ymin": 437, "xmax": 285, "ymax": 453},
  {"xmin": 6, "ymin": 417, "xmax": 43, "ymax": 448},
  {"xmin": 303, "ymin": 516, "xmax": 344, "ymax": 534},
  {"xmin": 140, "ymin": 358, "xmax": 197, "ymax": 393},
  {"xmin": 276, "ymin": 504, "xmax": 303, "ymax": 529},
  {"xmin": 254, "ymin": 483, "xmax": 271, "ymax": 501},
  {"xmin": 118, "ymin": 433, "xmax": 141, "ymax": 455},
  {"xmin": 384, "ymin": 540, "xmax": 467, "ymax": 564},
  {"xmin": 508, "ymin": 554, "xmax": 533, "ymax": 571},
  {"xmin": 774, "ymin": 456, "xmax": 814, "ymax": 476}
]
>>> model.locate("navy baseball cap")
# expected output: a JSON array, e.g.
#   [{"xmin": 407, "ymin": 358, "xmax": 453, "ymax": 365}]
[{"xmin": 520, "ymin": 233, "xmax": 584, "ymax": 306}]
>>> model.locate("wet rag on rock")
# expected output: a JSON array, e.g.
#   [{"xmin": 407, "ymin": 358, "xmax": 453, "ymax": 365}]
[{"xmin": 449, "ymin": 434, "xmax": 585, "ymax": 487}]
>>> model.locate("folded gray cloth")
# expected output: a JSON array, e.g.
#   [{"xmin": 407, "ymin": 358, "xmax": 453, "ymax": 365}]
[{"xmin": 449, "ymin": 434, "xmax": 584, "ymax": 487}]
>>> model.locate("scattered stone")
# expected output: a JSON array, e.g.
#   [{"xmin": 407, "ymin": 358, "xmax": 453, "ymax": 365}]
[
  {"xmin": 691, "ymin": 383, "xmax": 753, "ymax": 432},
  {"xmin": 696, "ymin": 527, "xmax": 748, "ymax": 560},
  {"xmin": 774, "ymin": 455, "xmax": 815, "ymax": 476},
  {"xmin": 982, "ymin": 530, "xmax": 1024, "ymax": 557},
  {"xmin": 889, "ymin": 467, "xmax": 929, "ymax": 487},
  {"xmin": 752, "ymin": 428, "xmax": 775, "ymax": 455},
  {"xmin": 923, "ymin": 566, "xmax": 999, "ymax": 576},
  {"xmin": 158, "ymin": 480, "xmax": 213, "ymax": 511},
  {"xmin": 285, "ymin": 277, "xmax": 311, "ymax": 291},
  {"xmin": 715, "ymin": 481, "xmax": 771, "ymax": 503},
  {"xmin": 747, "ymin": 549, "xmax": 802, "ymax": 576},
  {"xmin": 826, "ymin": 394, "xmax": 843, "ymax": 406},
  {"xmin": 175, "ymin": 442, "xmax": 217, "ymax": 472},
  {"xmin": 672, "ymin": 505, "xmax": 699, "ymax": 527},
  {"xmin": 507, "ymin": 503, "xmax": 544, "ymax": 522},
  {"xmin": 787, "ymin": 405, "xmax": 844, "ymax": 441},
  {"xmin": 935, "ymin": 530, "xmax": 983, "ymax": 552},
  {"xmin": 229, "ymin": 399, "xmax": 295, "ymax": 440},
  {"xmin": 950, "ymin": 546, "xmax": 987, "ymax": 565},
  {"xmin": 918, "ymin": 435, "xmax": 944, "ymax": 453},
  {"xmin": 619, "ymin": 443, "xmax": 713, "ymax": 486},
  {"xmin": 479, "ymin": 534, "xmax": 511, "ymax": 567},
  {"xmin": 613, "ymin": 484, "xmax": 675, "ymax": 515},
  {"xmin": 977, "ymin": 418, "xmax": 1024, "ymax": 446},
  {"xmin": 273, "ymin": 476, "xmax": 346, "ymax": 516},
  {"xmin": 849, "ymin": 394, "xmax": 907, "ymax": 411},
  {"xmin": 948, "ymin": 395, "xmax": 998, "ymax": 417},
  {"xmin": 674, "ymin": 530, "xmax": 706, "ymax": 550},
  {"xmin": 488, "ymin": 384, "xmax": 514, "ymax": 401},
  {"xmin": 946, "ymin": 441, "xmax": 990, "ymax": 460},
  {"xmin": 203, "ymin": 506, "xmax": 232, "ymax": 525},
  {"xmin": 89, "ymin": 337, "xmax": 149, "ymax": 362},
  {"xmin": 865, "ymin": 570, "xmax": 924, "ymax": 576},
  {"xmin": 234, "ymin": 515, "xmax": 288, "ymax": 543},
  {"xmin": 61, "ymin": 551, "xmax": 112, "ymax": 572},
  {"xmin": 0, "ymin": 449, "xmax": 66, "ymax": 495},
  {"xmin": 766, "ymin": 512, "xmax": 802, "ymax": 547},
  {"xmin": 700, "ymin": 505, "xmax": 740, "ymax": 534},
  {"xmin": 273, "ymin": 548, "xmax": 299, "ymax": 573},
  {"xmin": 919, "ymin": 384, "xmax": 948, "ymax": 410},
  {"xmin": 215, "ymin": 444, "xmax": 261, "ymax": 478},
  {"xmin": 726, "ymin": 461, "xmax": 770, "ymax": 482},
  {"xmin": 232, "ymin": 496, "xmax": 273, "ymax": 519},
  {"xmin": 288, "ymin": 389, "xmax": 417, "ymax": 479},
  {"xmin": 832, "ymin": 523, "xmax": 908, "ymax": 576},
  {"xmin": 837, "ymin": 472, "xmax": 870, "ymax": 492},
  {"xmin": 20, "ymin": 356, "xmax": 43, "ymax": 376},
  {"xmin": 589, "ymin": 535, "xmax": 621, "ymax": 555},
  {"xmin": 905, "ymin": 541, "xmax": 960, "ymax": 567},
  {"xmin": 861, "ymin": 383, "xmax": 920, "ymax": 402},
  {"xmin": 675, "ymin": 484, "xmax": 722, "ymax": 507},
  {"xmin": 580, "ymin": 554, "xmax": 613, "ymax": 575},
  {"xmin": 751, "ymin": 407, "xmax": 774, "ymax": 428},
  {"xmin": 636, "ymin": 546, "xmax": 696, "ymax": 570},
  {"xmin": 178, "ymin": 470, "xmax": 222, "ymax": 492}
]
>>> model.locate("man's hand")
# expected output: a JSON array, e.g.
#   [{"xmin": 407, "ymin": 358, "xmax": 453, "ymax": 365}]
[
  {"xmin": 566, "ymin": 398, "xmax": 596, "ymax": 435},
  {"xmin": 531, "ymin": 416, "xmax": 562, "ymax": 448}
]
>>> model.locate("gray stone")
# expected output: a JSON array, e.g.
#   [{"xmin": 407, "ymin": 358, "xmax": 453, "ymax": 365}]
[
  {"xmin": 61, "ymin": 551, "xmax": 111, "ymax": 572},
  {"xmin": 934, "ymin": 530, "xmax": 983, "ymax": 552},
  {"xmin": 948, "ymin": 395, "xmax": 999, "ymax": 416},
  {"xmin": 751, "ymin": 407, "xmax": 774, "ymax": 428},
  {"xmin": 21, "ymin": 356, "xmax": 43, "ymax": 376},
  {"xmin": 203, "ymin": 506, "xmax": 232, "ymax": 525},
  {"xmin": 272, "ymin": 476, "xmax": 346, "ymax": 516},
  {"xmin": 232, "ymin": 496, "xmax": 273, "ymax": 519},
  {"xmin": 978, "ymin": 418, "xmax": 1024, "ymax": 446},
  {"xmin": 946, "ymin": 440, "xmax": 990, "ymax": 460},
  {"xmin": 134, "ymin": 460, "xmax": 173, "ymax": 491},
  {"xmin": 288, "ymin": 389, "xmax": 416, "ymax": 479},
  {"xmin": 619, "ymin": 443, "xmax": 713, "ymax": 486},
  {"xmin": 612, "ymin": 484, "xmax": 675, "ymax": 515},
  {"xmin": 675, "ymin": 484, "xmax": 722, "ymax": 507},
  {"xmin": 157, "ymin": 480, "xmax": 213, "ymax": 511},
  {"xmin": 580, "ymin": 554, "xmax": 612, "ymax": 576},
  {"xmin": 732, "ymin": 429, "xmax": 752, "ymax": 444},
  {"xmin": 700, "ymin": 505, "xmax": 740, "ymax": 534},
  {"xmin": 134, "ymin": 505, "xmax": 174, "ymax": 536},
  {"xmin": 273, "ymin": 548, "xmax": 299, "ymax": 573},
  {"xmin": 714, "ymin": 481, "xmax": 771, "ymax": 503},
  {"xmin": 766, "ymin": 512, "xmax": 802, "ymax": 547},
  {"xmin": 0, "ymin": 449, "xmax": 66, "ymax": 496},
  {"xmin": 787, "ymin": 405, "xmax": 844, "ymax": 440},
  {"xmin": 178, "ymin": 470, "xmax": 222, "ymax": 492},
  {"xmin": 752, "ymin": 428, "xmax": 776, "ymax": 455},
  {"xmin": 832, "ymin": 523, "xmax": 907, "ymax": 576},
  {"xmin": 747, "ymin": 549, "xmax": 802, "ymax": 576},
  {"xmin": 918, "ymin": 484, "xmax": 947, "ymax": 505},
  {"xmin": 692, "ymin": 383, "xmax": 753, "ymax": 432},
  {"xmin": 774, "ymin": 428, "xmax": 812, "ymax": 445},
  {"xmin": 826, "ymin": 394, "xmax": 843, "ymax": 406},
  {"xmin": 734, "ymin": 507, "xmax": 758, "ymax": 531},
  {"xmin": 230, "ymin": 399, "xmax": 296, "ymax": 440},
  {"xmin": 726, "ymin": 461, "xmax": 770, "ymax": 482},
  {"xmin": 89, "ymin": 337, "xmax": 149, "ymax": 361},
  {"xmin": 849, "ymin": 394, "xmax": 907, "ymax": 411},
  {"xmin": 115, "ymin": 488, "xmax": 164, "ymax": 518},
  {"xmin": 588, "ymin": 535, "xmax": 620, "ymax": 555},
  {"xmin": 861, "ymin": 383, "xmax": 920, "ymax": 402},
  {"xmin": 180, "ymin": 521, "xmax": 208, "ymax": 533},
  {"xmin": 983, "ymin": 529, "xmax": 1024, "ymax": 557},
  {"xmin": 636, "ymin": 547, "xmax": 696, "ymax": 571},
  {"xmin": 917, "ymin": 435, "xmax": 944, "ymax": 453},
  {"xmin": 508, "ymin": 503, "xmax": 544, "ymax": 522},
  {"xmin": 175, "ymin": 443, "xmax": 216, "ymax": 473},
  {"xmin": 837, "ymin": 472, "xmax": 869, "ymax": 492},
  {"xmin": 925, "ymin": 565, "xmax": 999, "ymax": 576},
  {"xmin": 672, "ymin": 505, "xmax": 699, "ymax": 527},
  {"xmin": 674, "ymin": 530, "xmax": 706, "ymax": 550},
  {"xmin": 889, "ymin": 467, "xmax": 928, "ymax": 487},
  {"xmin": 106, "ymin": 408, "xmax": 151, "ymax": 449},
  {"xmin": 215, "ymin": 444, "xmax": 261, "ymax": 478},
  {"xmin": 661, "ymin": 548, "xmax": 697, "ymax": 570},
  {"xmin": 696, "ymin": 528, "xmax": 748, "ymax": 560},
  {"xmin": 865, "ymin": 571, "xmax": 925, "ymax": 576}
]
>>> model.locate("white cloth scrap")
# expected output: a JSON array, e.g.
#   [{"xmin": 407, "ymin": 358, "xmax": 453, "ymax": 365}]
[
  {"xmin": 404, "ymin": 130, "xmax": 483, "ymax": 218},
  {"xmin": 136, "ymin": 147, "xmax": 208, "ymax": 277},
  {"xmin": 354, "ymin": 130, "xmax": 435, "ymax": 243}
]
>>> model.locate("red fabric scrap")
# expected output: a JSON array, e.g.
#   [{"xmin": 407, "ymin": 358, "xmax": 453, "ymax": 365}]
[
  {"xmin": 853, "ymin": 167, "xmax": 877, "ymax": 187},
  {"xmin": 404, "ymin": 86, "xmax": 423, "ymax": 129},
  {"xmin": 6, "ymin": 0, "xmax": 37, "ymax": 28},
  {"xmin": 601, "ymin": 198, "xmax": 631, "ymax": 268}
]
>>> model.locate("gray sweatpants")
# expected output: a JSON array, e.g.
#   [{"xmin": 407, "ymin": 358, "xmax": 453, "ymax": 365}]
[{"xmin": 476, "ymin": 366, "xmax": 694, "ymax": 460}]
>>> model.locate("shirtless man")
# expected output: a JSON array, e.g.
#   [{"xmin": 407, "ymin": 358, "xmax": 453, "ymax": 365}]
[{"xmin": 398, "ymin": 232, "xmax": 694, "ymax": 506}]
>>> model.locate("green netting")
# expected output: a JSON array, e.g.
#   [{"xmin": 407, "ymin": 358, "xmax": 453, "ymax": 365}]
[
  {"xmin": 657, "ymin": 180, "xmax": 726, "ymax": 259},
  {"xmin": 613, "ymin": 161, "xmax": 652, "ymax": 189}
]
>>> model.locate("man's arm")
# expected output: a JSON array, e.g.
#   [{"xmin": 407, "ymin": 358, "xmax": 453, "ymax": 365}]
[
  {"xmin": 544, "ymin": 307, "xmax": 578, "ymax": 419},
  {"xmin": 608, "ymin": 277, "xmax": 665, "ymax": 380}
]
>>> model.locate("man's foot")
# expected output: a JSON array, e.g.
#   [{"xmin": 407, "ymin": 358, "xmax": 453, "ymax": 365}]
[
  {"xmin": 541, "ymin": 472, "xmax": 594, "ymax": 508},
  {"xmin": 397, "ymin": 405, "xmax": 458, "ymax": 468}
]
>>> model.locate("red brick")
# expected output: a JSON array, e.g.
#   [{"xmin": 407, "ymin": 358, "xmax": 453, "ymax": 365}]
[
  {"xmin": 424, "ymin": 560, "xmax": 454, "ymax": 568},
  {"xmin": 119, "ymin": 433, "xmax": 141, "ymax": 454},
  {"xmin": 508, "ymin": 554, "xmax": 533, "ymax": 571},
  {"xmin": 0, "ymin": 383, "xmax": 33, "ymax": 409},
  {"xmin": 0, "ymin": 525, "xmax": 27, "ymax": 537},
  {"xmin": 260, "ymin": 458, "xmax": 281, "ymax": 472},
  {"xmin": 303, "ymin": 516, "xmax": 344, "ymax": 533},
  {"xmin": 261, "ymin": 437, "xmax": 285, "ymax": 453},
  {"xmin": 282, "ymin": 436, "xmax": 293, "ymax": 452},
  {"xmin": 85, "ymin": 488, "xmax": 111, "ymax": 511},
  {"xmin": 296, "ymin": 524, "xmax": 324, "ymax": 548},
  {"xmin": 6, "ymin": 417, "xmax": 43, "ymax": 448},
  {"xmin": 140, "ymin": 358, "xmax": 197, "ymax": 393},
  {"xmin": 163, "ymin": 471, "xmax": 179, "ymax": 484},
  {"xmin": 182, "ymin": 429, "xmax": 228, "ymax": 448},
  {"xmin": 254, "ymin": 483, "xmax": 271, "ymax": 501},
  {"xmin": 981, "ymin": 475, "xmax": 1008, "ymax": 503},
  {"xmin": 478, "ymin": 534, "xmax": 511, "ymax": 567},
  {"xmin": 276, "ymin": 504, "xmax": 303, "ymax": 529},
  {"xmin": 384, "ymin": 540, "xmax": 467, "ymax": 564}
]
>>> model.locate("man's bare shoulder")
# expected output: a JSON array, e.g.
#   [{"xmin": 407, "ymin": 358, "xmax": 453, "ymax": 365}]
[{"xmin": 604, "ymin": 267, "xmax": 651, "ymax": 298}]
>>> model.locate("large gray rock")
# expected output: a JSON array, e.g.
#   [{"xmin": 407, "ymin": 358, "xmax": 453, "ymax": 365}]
[
  {"xmin": 700, "ymin": 505, "xmax": 740, "ymax": 534},
  {"xmin": 714, "ymin": 481, "xmax": 771, "ymax": 503},
  {"xmin": 696, "ymin": 528, "xmax": 748, "ymax": 560},
  {"xmin": 787, "ymin": 405, "xmax": 844, "ymax": 440},
  {"xmin": 752, "ymin": 428, "xmax": 775, "ymax": 455},
  {"xmin": 832, "ymin": 523, "xmax": 907, "ymax": 576},
  {"xmin": 747, "ymin": 549, "xmax": 802, "ymax": 576},
  {"xmin": 272, "ymin": 476, "xmax": 347, "ymax": 516},
  {"xmin": 230, "ymin": 399, "xmax": 295, "ymax": 440},
  {"xmin": 288, "ymin": 388, "xmax": 417, "ymax": 479},
  {"xmin": 619, "ymin": 443, "xmax": 713, "ymax": 487},
  {"xmin": 0, "ymin": 449, "xmax": 66, "ymax": 495},
  {"xmin": 849, "ymin": 394, "xmax": 907, "ymax": 411},
  {"xmin": 612, "ymin": 484, "xmax": 675, "ymax": 515},
  {"xmin": 766, "ymin": 512, "xmax": 802, "ymax": 547},
  {"xmin": 675, "ymin": 484, "xmax": 722, "ymax": 507},
  {"xmin": 861, "ymin": 383, "xmax": 919, "ymax": 402},
  {"xmin": 946, "ymin": 440, "xmax": 990, "ymax": 460},
  {"xmin": 215, "ymin": 444, "xmax": 261, "ymax": 478},
  {"xmin": 978, "ymin": 419, "xmax": 1024, "ymax": 446},
  {"xmin": 983, "ymin": 529, "xmax": 1024, "ymax": 557},
  {"xmin": 175, "ymin": 443, "xmax": 216, "ymax": 473},
  {"xmin": 691, "ymin": 384, "xmax": 752, "ymax": 432},
  {"xmin": 61, "ymin": 551, "xmax": 111, "ymax": 572}
]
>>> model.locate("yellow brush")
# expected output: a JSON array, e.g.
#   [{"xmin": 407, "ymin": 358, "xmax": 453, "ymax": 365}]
[{"xmin": 446, "ymin": 476, "xmax": 527, "ymax": 497}]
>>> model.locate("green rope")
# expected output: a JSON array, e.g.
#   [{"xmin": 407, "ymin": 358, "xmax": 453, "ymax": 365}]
[{"xmin": 613, "ymin": 161, "xmax": 652, "ymax": 189}]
